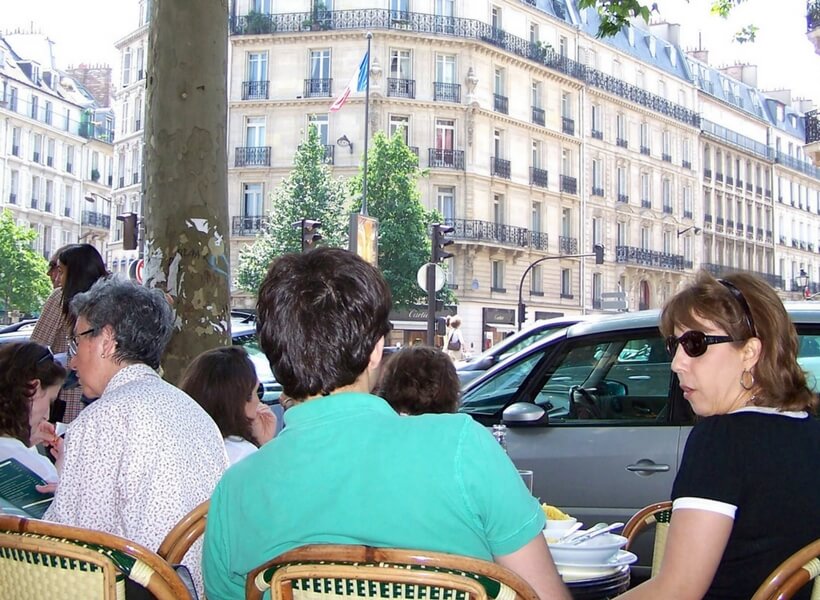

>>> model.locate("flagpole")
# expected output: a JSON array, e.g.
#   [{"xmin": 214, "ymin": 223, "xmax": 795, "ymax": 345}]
[{"xmin": 361, "ymin": 31, "xmax": 372, "ymax": 217}]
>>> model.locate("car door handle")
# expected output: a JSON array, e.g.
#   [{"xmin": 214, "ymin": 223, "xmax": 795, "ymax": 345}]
[
  {"xmin": 627, "ymin": 375, "xmax": 650, "ymax": 380},
  {"xmin": 626, "ymin": 460, "xmax": 670, "ymax": 473}
]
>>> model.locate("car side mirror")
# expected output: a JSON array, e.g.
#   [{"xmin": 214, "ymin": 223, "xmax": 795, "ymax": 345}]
[
  {"xmin": 502, "ymin": 402, "xmax": 548, "ymax": 426},
  {"xmin": 474, "ymin": 355, "xmax": 496, "ymax": 370}
]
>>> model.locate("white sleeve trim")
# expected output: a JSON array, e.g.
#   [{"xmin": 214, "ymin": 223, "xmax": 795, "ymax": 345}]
[{"xmin": 673, "ymin": 497, "xmax": 737, "ymax": 519}]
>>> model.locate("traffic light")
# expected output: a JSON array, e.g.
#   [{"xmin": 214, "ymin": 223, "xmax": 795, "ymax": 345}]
[
  {"xmin": 117, "ymin": 213, "xmax": 138, "ymax": 251},
  {"xmin": 518, "ymin": 302, "xmax": 526, "ymax": 326},
  {"xmin": 431, "ymin": 223, "xmax": 455, "ymax": 263},
  {"xmin": 293, "ymin": 219, "xmax": 322, "ymax": 252},
  {"xmin": 593, "ymin": 243, "xmax": 604, "ymax": 265}
]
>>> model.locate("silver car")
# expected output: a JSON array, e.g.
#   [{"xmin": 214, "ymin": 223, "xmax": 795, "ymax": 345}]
[{"xmin": 458, "ymin": 303, "xmax": 820, "ymax": 578}]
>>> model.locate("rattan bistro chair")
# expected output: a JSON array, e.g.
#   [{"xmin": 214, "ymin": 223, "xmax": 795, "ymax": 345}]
[
  {"xmin": 246, "ymin": 544, "xmax": 540, "ymax": 600},
  {"xmin": 157, "ymin": 499, "xmax": 210, "ymax": 565},
  {"xmin": 0, "ymin": 514, "xmax": 192, "ymax": 600},
  {"xmin": 623, "ymin": 501, "xmax": 673, "ymax": 578},
  {"xmin": 751, "ymin": 538, "xmax": 820, "ymax": 600}
]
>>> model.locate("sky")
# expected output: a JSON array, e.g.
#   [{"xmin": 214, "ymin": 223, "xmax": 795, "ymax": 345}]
[{"xmin": 4, "ymin": 0, "xmax": 820, "ymax": 106}]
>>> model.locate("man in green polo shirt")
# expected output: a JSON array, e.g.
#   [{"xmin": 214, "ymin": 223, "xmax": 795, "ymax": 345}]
[{"xmin": 202, "ymin": 248, "xmax": 569, "ymax": 600}]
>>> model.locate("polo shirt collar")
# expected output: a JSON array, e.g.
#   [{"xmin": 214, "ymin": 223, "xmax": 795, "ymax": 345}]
[{"xmin": 283, "ymin": 392, "xmax": 396, "ymax": 428}]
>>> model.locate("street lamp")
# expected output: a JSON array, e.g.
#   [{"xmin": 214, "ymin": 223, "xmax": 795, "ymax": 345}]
[
  {"xmin": 677, "ymin": 226, "xmax": 702, "ymax": 237},
  {"xmin": 796, "ymin": 269, "xmax": 809, "ymax": 299}
]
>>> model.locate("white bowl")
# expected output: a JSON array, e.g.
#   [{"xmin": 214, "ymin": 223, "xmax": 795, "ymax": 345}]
[
  {"xmin": 548, "ymin": 533, "xmax": 627, "ymax": 565},
  {"xmin": 543, "ymin": 516, "xmax": 578, "ymax": 530}
]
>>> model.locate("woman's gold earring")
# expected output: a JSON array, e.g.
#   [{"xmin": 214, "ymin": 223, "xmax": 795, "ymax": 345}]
[{"xmin": 740, "ymin": 368, "xmax": 754, "ymax": 390}]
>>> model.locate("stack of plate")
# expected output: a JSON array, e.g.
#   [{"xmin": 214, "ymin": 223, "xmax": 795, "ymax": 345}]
[{"xmin": 545, "ymin": 530, "xmax": 638, "ymax": 583}]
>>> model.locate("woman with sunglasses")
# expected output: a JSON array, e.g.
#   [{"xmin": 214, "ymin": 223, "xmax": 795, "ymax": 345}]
[
  {"xmin": 620, "ymin": 271, "xmax": 820, "ymax": 600},
  {"xmin": 31, "ymin": 243, "xmax": 108, "ymax": 423},
  {"xmin": 180, "ymin": 346, "xmax": 277, "ymax": 465},
  {"xmin": 0, "ymin": 342, "xmax": 66, "ymax": 482}
]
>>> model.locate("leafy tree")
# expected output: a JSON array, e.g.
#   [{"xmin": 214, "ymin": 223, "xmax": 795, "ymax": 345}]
[
  {"xmin": 237, "ymin": 124, "xmax": 348, "ymax": 294},
  {"xmin": 348, "ymin": 130, "xmax": 454, "ymax": 309},
  {"xmin": 0, "ymin": 210, "xmax": 52, "ymax": 320},
  {"xmin": 581, "ymin": 1, "xmax": 754, "ymax": 43}
]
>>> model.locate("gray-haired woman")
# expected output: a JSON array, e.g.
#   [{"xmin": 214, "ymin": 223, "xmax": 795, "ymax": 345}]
[{"xmin": 44, "ymin": 277, "xmax": 227, "ymax": 597}]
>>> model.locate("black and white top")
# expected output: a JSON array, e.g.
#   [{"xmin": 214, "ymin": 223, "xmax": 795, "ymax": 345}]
[{"xmin": 672, "ymin": 407, "xmax": 820, "ymax": 600}]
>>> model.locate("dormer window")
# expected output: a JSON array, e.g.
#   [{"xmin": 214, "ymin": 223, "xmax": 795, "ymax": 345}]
[
  {"xmin": 776, "ymin": 104, "xmax": 784, "ymax": 121},
  {"xmin": 31, "ymin": 64, "xmax": 40, "ymax": 85},
  {"xmin": 789, "ymin": 114, "xmax": 797, "ymax": 127},
  {"xmin": 0, "ymin": 48, "xmax": 5, "ymax": 69},
  {"xmin": 648, "ymin": 36, "xmax": 656, "ymax": 57},
  {"xmin": 627, "ymin": 28, "xmax": 635, "ymax": 46},
  {"xmin": 668, "ymin": 46, "xmax": 676, "ymax": 67}
]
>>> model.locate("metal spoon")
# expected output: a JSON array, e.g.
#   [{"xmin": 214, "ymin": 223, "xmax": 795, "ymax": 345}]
[
  {"xmin": 553, "ymin": 522, "xmax": 583, "ymax": 543},
  {"xmin": 557, "ymin": 521, "xmax": 606, "ymax": 545},
  {"xmin": 566, "ymin": 521, "xmax": 624, "ymax": 546}
]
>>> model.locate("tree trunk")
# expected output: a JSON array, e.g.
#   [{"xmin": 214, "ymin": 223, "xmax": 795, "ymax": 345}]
[{"xmin": 143, "ymin": 0, "xmax": 231, "ymax": 384}]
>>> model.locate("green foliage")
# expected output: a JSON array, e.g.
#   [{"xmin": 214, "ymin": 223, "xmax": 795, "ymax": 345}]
[
  {"xmin": 236, "ymin": 125, "xmax": 348, "ymax": 294},
  {"xmin": 348, "ymin": 130, "xmax": 454, "ymax": 309},
  {"xmin": 0, "ymin": 210, "xmax": 52, "ymax": 318},
  {"xmin": 733, "ymin": 24, "xmax": 758, "ymax": 44}
]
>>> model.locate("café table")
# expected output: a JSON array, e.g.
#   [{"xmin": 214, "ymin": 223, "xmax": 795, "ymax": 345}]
[{"xmin": 563, "ymin": 565, "xmax": 631, "ymax": 600}]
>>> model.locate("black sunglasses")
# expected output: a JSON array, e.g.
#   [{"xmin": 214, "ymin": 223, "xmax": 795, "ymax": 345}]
[
  {"xmin": 37, "ymin": 347, "xmax": 55, "ymax": 364},
  {"xmin": 256, "ymin": 383, "xmax": 264, "ymax": 400},
  {"xmin": 666, "ymin": 330, "xmax": 735, "ymax": 358}
]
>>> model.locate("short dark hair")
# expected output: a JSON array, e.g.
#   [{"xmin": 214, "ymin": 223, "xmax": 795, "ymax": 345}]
[
  {"xmin": 179, "ymin": 346, "xmax": 258, "ymax": 444},
  {"xmin": 257, "ymin": 248, "xmax": 392, "ymax": 399},
  {"xmin": 661, "ymin": 270, "xmax": 816, "ymax": 412},
  {"xmin": 59, "ymin": 244, "xmax": 108, "ymax": 322},
  {"xmin": 0, "ymin": 343, "xmax": 66, "ymax": 444},
  {"xmin": 377, "ymin": 346, "xmax": 460, "ymax": 414},
  {"xmin": 71, "ymin": 277, "xmax": 173, "ymax": 370}
]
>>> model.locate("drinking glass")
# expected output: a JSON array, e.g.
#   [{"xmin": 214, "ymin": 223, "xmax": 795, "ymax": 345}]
[{"xmin": 517, "ymin": 469, "xmax": 534, "ymax": 494}]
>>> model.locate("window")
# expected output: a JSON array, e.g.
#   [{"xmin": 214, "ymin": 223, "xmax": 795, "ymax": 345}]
[
  {"xmin": 30, "ymin": 95, "xmax": 39, "ymax": 120},
  {"xmin": 63, "ymin": 184, "xmax": 73, "ymax": 218},
  {"xmin": 657, "ymin": 79, "xmax": 666, "ymax": 98},
  {"xmin": 122, "ymin": 50, "xmax": 132, "ymax": 86},
  {"xmin": 253, "ymin": 0, "xmax": 272, "ymax": 11},
  {"xmin": 45, "ymin": 180, "xmax": 54, "ymax": 212},
  {"xmin": 531, "ymin": 140, "xmax": 542, "ymax": 168},
  {"xmin": 591, "ymin": 104, "xmax": 602, "ymax": 135},
  {"xmin": 592, "ymin": 158, "xmax": 603, "ymax": 193},
  {"xmin": 491, "ymin": 6, "xmax": 502, "ymax": 30},
  {"xmin": 310, "ymin": 49, "xmax": 331, "ymax": 81},
  {"xmin": 561, "ymin": 92, "xmax": 572, "ymax": 118},
  {"xmin": 247, "ymin": 51, "xmax": 268, "ymax": 82},
  {"xmin": 9, "ymin": 170, "xmax": 18, "ymax": 204},
  {"xmin": 493, "ymin": 194, "xmax": 504, "ymax": 224},
  {"xmin": 435, "ymin": 118, "xmax": 455, "ymax": 150},
  {"xmin": 592, "ymin": 216, "xmax": 603, "ymax": 245},
  {"xmin": 307, "ymin": 114, "xmax": 328, "ymax": 145},
  {"xmin": 640, "ymin": 226, "xmax": 650, "ymax": 250},
  {"xmin": 682, "ymin": 138, "xmax": 690, "ymax": 166},
  {"xmin": 491, "ymin": 260, "xmax": 504, "ymax": 290},
  {"xmin": 246, "ymin": 116, "xmax": 266, "ymax": 147},
  {"xmin": 494, "ymin": 68, "xmax": 504, "ymax": 95},
  {"xmin": 435, "ymin": 54, "xmax": 456, "ymax": 83},
  {"xmin": 11, "ymin": 127, "xmax": 20, "ymax": 156},
  {"xmin": 389, "ymin": 115, "xmax": 410, "ymax": 143},
  {"xmin": 662, "ymin": 178, "xmax": 671, "ymax": 208},
  {"xmin": 493, "ymin": 129, "xmax": 503, "ymax": 159},
  {"xmin": 30, "ymin": 175, "xmax": 40, "ymax": 208},
  {"xmin": 8, "ymin": 86, "xmax": 17, "ymax": 111},
  {"xmin": 683, "ymin": 185, "xmax": 692, "ymax": 215},
  {"xmin": 561, "ymin": 148, "xmax": 572, "ymax": 177},
  {"xmin": 636, "ymin": 70, "xmax": 645, "ymax": 88},
  {"xmin": 130, "ymin": 148, "xmax": 140, "ymax": 184},
  {"xmin": 134, "ymin": 96, "xmax": 142, "ymax": 130},
  {"xmin": 437, "ymin": 186, "xmax": 455, "ymax": 222},
  {"xmin": 532, "ymin": 201, "xmax": 542, "ymax": 233},
  {"xmin": 47, "ymin": 138, "xmax": 55, "ymax": 167},
  {"xmin": 31, "ymin": 134, "xmax": 42, "ymax": 163},
  {"xmin": 561, "ymin": 268, "xmax": 572, "ymax": 298},
  {"xmin": 531, "ymin": 81, "xmax": 542, "ymax": 108},
  {"xmin": 662, "ymin": 131, "xmax": 671, "ymax": 159},
  {"xmin": 561, "ymin": 207, "xmax": 571, "ymax": 237},
  {"xmin": 617, "ymin": 166, "xmax": 627, "ymax": 197},
  {"xmin": 390, "ymin": 48, "xmax": 412, "ymax": 79},
  {"xmin": 592, "ymin": 273, "xmax": 602, "ymax": 307},
  {"xmin": 558, "ymin": 36, "xmax": 567, "ymax": 57},
  {"xmin": 136, "ymin": 46, "xmax": 144, "ymax": 78},
  {"xmin": 663, "ymin": 230, "xmax": 672, "ymax": 254},
  {"xmin": 616, "ymin": 114, "xmax": 627, "ymax": 144},
  {"xmin": 640, "ymin": 173, "xmax": 650, "ymax": 203},
  {"xmin": 531, "ymin": 265, "xmax": 543, "ymax": 294},
  {"xmin": 617, "ymin": 221, "xmax": 627, "ymax": 246},
  {"xmin": 121, "ymin": 101, "xmax": 129, "ymax": 135},
  {"xmin": 44, "ymin": 101, "xmax": 52, "ymax": 125},
  {"xmin": 243, "ymin": 183, "xmax": 264, "ymax": 216},
  {"xmin": 530, "ymin": 23, "xmax": 539, "ymax": 44}
]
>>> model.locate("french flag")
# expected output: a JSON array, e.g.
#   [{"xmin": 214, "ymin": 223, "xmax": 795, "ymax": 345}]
[{"xmin": 330, "ymin": 51, "xmax": 369, "ymax": 112}]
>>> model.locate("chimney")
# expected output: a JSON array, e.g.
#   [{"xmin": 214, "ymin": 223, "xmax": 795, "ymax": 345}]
[{"xmin": 687, "ymin": 49, "xmax": 709, "ymax": 64}]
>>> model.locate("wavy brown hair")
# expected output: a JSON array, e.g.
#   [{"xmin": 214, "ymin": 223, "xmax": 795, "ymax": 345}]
[
  {"xmin": 377, "ymin": 346, "xmax": 460, "ymax": 415},
  {"xmin": 661, "ymin": 270, "xmax": 816, "ymax": 413},
  {"xmin": 0, "ymin": 343, "xmax": 67, "ymax": 444},
  {"xmin": 179, "ymin": 346, "xmax": 258, "ymax": 445}
]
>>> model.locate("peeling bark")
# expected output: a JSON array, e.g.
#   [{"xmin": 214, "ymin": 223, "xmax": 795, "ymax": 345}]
[{"xmin": 144, "ymin": 0, "xmax": 231, "ymax": 384}]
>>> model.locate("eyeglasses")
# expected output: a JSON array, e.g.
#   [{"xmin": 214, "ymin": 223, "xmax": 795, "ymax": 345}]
[
  {"xmin": 718, "ymin": 279, "xmax": 757, "ymax": 338},
  {"xmin": 666, "ymin": 330, "xmax": 735, "ymax": 358},
  {"xmin": 69, "ymin": 327, "xmax": 96, "ymax": 355},
  {"xmin": 256, "ymin": 383, "xmax": 265, "ymax": 401}
]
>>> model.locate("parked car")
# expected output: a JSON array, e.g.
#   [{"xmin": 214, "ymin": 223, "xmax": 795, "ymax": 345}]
[
  {"xmin": 455, "ymin": 316, "xmax": 590, "ymax": 386},
  {"xmin": 458, "ymin": 303, "xmax": 820, "ymax": 578},
  {"xmin": 0, "ymin": 319, "xmax": 38, "ymax": 334}
]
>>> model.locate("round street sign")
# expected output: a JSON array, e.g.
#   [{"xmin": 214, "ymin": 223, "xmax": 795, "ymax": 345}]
[
  {"xmin": 129, "ymin": 259, "xmax": 144, "ymax": 284},
  {"xmin": 416, "ymin": 263, "xmax": 445, "ymax": 293}
]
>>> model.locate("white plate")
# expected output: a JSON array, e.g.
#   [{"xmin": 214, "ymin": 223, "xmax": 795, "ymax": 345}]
[
  {"xmin": 554, "ymin": 549, "xmax": 638, "ymax": 570},
  {"xmin": 557, "ymin": 563, "xmax": 629, "ymax": 583}
]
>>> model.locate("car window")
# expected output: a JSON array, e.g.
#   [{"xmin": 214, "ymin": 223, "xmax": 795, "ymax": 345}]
[
  {"xmin": 498, "ymin": 329, "xmax": 562, "ymax": 362},
  {"xmin": 797, "ymin": 333, "xmax": 820, "ymax": 394},
  {"xmin": 460, "ymin": 350, "xmax": 545, "ymax": 415}
]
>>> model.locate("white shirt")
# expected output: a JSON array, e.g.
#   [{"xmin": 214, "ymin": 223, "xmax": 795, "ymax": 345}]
[
  {"xmin": 224, "ymin": 436, "xmax": 258, "ymax": 465},
  {"xmin": 45, "ymin": 363, "xmax": 228, "ymax": 596},
  {"xmin": 0, "ymin": 436, "xmax": 58, "ymax": 482}
]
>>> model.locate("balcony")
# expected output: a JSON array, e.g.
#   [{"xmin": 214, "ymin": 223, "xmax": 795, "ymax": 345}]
[
  {"xmin": 617, "ymin": 193, "xmax": 629, "ymax": 204},
  {"xmin": 119, "ymin": 176, "xmax": 125, "ymax": 188},
  {"xmin": 807, "ymin": 109, "xmax": 820, "ymax": 144},
  {"xmin": 663, "ymin": 204, "xmax": 673, "ymax": 214},
  {"xmin": 11, "ymin": 145, "xmax": 19, "ymax": 157},
  {"xmin": 64, "ymin": 206, "xmax": 71, "ymax": 218},
  {"xmin": 32, "ymin": 151, "xmax": 40, "ymax": 163},
  {"xmin": 616, "ymin": 137, "xmax": 628, "ymax": 149},
  {"xmin": 704, "ymin": 168, "xmax": 712, "ymax": 179},
  {"xmin": 591, "ymin": 186, "xmax": 604, "ymax": 197},
  {"xmin": 444, "ymin": 218, "xmax": 530, "ymax": 248},
  {"xmin": 235, "ymin": 146, "xmax": 272, "ymax": 167},
  {"xmin": 640, "ymin": 146, "xmax": 651, "ymax": 156},
  {"xmin": 434, "ymin": 82, "xmax": 460, "ymax": 103},
  {"xmin": 559, "ymin": 236, "xmax": 578, "ymax": 255},
  {"xmin": 683, "ymin": 209, "xmax": 693, "ymax": 219},
  {"xmin": 47, "ymin": 156, "xmax": 54, "ymax": 167},
  {"xmin": 232, "ymin": 215, "xmax": 264, "ymax": 236},
  {"xmin": 682, "ymin": 159, "xmax": 691, "ymax": 169},
  {"xmin": 705, "ymin": 213, "xmax": 713, "ymax": 222},
  {"xmin": 387, "ymin": 78, "xmax": 415, "ymax": 98},
  {"xmin": 726, "ymin": 176, "xmax": 734, "ymax": 186},
  {"xmin": 559, "ymin": 174, "xmax": 577, "ymax": 194},
  {"xmin": 304, "ymin": 78, "xmax": 332, "ymax": 97},
  {"xmin": 745, "ymin": 182, "xmax": 752, "ymax": 192},
  {"xmin": 82, "ymin": 210, "xmax": 111, "ymax": 229},
  {"xmin": 428, "ymin": 148, "xmax": 465, "ymax": 170},
  {"xmin": 491, "ymin": 156, "xmax": 511, "ymax": 179},
  {"xmin": 493, "ymin": 94, "xmax": 509, "ymax": 114},
  {"xmin": 726, "ymin": 219, "xmax": 734, "ymax": 229},
  {"xmin": 591, "ymin": 129, "xmax": 603, "ymax": 140},
  {"xmin": 30, "ymin": 197, "xmax": 39, "ymax": 210},
  {"xmin": 323, "ymin": 144, "xmax": 335, "ymax": 165},
  {"xmin": 662, "ymin": 153, "xmax": 672, "ymax": 162},
  {"xmin": 702, "ymin": 263, "xmax": 783, "ymax": 290},
  {"xmin": 132, "ymin": 172, "xmax": 139, "ymax": 185},
  {"xmin": 716, "ymin": 172, "xmax": 724, "ymax": 182},
  {"xmin": 44, "ymin": 201, "xmax": 52, "ymax": 213},
  {"xmin": 532, "ymin": 106, "xmax": 545, "ymax": 126},
  {"xmin": 530, "ymin": 167, "xmax": 549, "ymax": 188},
  {"xmin": 562, "ymin": 117, "xmax": 575, "ymax": 135},
  {"xmin": 242, "ymin": 80, "xmax": 270, "ymax": 100},
  {"xmin": 530, "ymin": 231, "xmax": 548, "ymax": 250},
  {"xmin": 66, "ymin": 162, "xmax": 73, "ymax": 174},
  {"xmin": 616, "ymin": 246, "xmax": 686, "ymax": 270},
  {"xmin": 765, "ymin": 189, "xmax": 772, "ymax": 199}
]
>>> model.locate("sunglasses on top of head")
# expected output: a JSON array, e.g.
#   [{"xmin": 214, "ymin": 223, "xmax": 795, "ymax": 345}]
[
  {"xmin": 665, "ymin": 330, "xmax": 736, "ymax": 358},
  {"xmin": 256, "ymin": 383, "xmax": 264, "ymax": 401}
]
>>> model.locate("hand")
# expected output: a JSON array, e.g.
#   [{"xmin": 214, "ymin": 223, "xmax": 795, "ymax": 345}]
[
  {"xmin": 49, "ymin": 435, "xmax": 65, "ymax": 473},
  {"xmin": 30, "ymin": 421, "xmax": 59, "ymax": 448},
  {"xmin": 251, "ymin": 403, "xmax": 277, "ymax": 446},
  {"xmin": 35, "ymin": 483, "xmax": 58, "ymax": 494}
]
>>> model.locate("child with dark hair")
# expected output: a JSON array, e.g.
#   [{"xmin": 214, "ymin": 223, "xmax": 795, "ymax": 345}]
[{"xmin": 377, "ymin": 346, "xmax": 460, "ymax": 415}]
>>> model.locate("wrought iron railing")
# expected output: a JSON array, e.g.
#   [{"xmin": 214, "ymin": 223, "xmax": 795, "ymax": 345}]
[
  {"xmin": 235, "ymin": 146, "xmax": 272, "ymax": 167},
  {"xmin": 492, "ymin": 156, "xmax": 511, "ymax": 179},
  {"xmin": 323, "ymin": 144, "xmax": 335, "ymax": 165},
  {"xmin": 434, "ymin": 81, "xmax": 460, "ymax": 103},
  {"xmin": 807, "ymin": 109, "xmax": 820, "ymax": 144},
  {"xmin": 428, "ymin": 148, "xmax": 465, "ymax": 169},
  {"xmin": 562, "ymin": 117, "xmax": 575, "ymax": 135},
  {"xmin": 702, "ymin": 263, "xmax": 783, "ymax": 289},
  {"xmin": 640, "ymin": 146, "xmax": 650, "ymax": 156},
  {"xmin": 616, "ymin": 246, "xmax": 685, "ymax": 270},
  {"xmin": 387, "ymin": 78, "xmax": 415, "ymax": 98},
  {"xmin": 530, "ymin": 231, "xmax": 548, "ymax": 250},
  {"xmin": 663, "ymin": 204, "xmax": 673, "ymax": 214},
  {"xmin": 242, "ymin": 80, "xmax": 270, "ymax": 100},
  {"xmin": 591, "ymin": 186, "xmax": 604, "ymax": 197},
  {"xmin": 82, "ymin": 210, "xmax": 111, "ymax": 229},
  {"xmin": 304, "ymin": 78, "xmax": 332, "ymax": 97},
  {"xmin": 232, "ymin": 215, "xmax": 264, "ymax": 236},
  {"xmin": 662, "ymin": 153, "xmax": 672, "ymax": 162},
  {"xmin": 229, "ymin": 8, "xmax": 700, "ymax": 126},
  {"xmin": 444, "ymin": 218, "xmax": 529, "ymax": 248},
  {"xmin": 682, "ymin": 159, "xmax": 691, "ymax": 169},
  {"xmin": 559, "ymin": 236, "xmax": 578, "ymax": 255},
  {"xmin": 559, "ymin": 174, "xmax": 577, "ymax": 194},
  {"xmin": 532, "ymin": 106, "xmax": 545, "ymax": 126},
  {"xmin": 616, "ymin": 137, "xmax": 628, "ymax": 148},
  {"xmin": 701, "ymin": 119, "xmax": 771, "ymax": 161},
  {"xmin": 591, "ymin": 129, "xmax": 603, "ymax": 140},
  {"xmin": 808, "ymin": 0, "xmax": 820, "ymax": 32},
  {"xmin": 494, "ymin": 93, "xmax": 509, "ymax": 114},
  {"xmin": 774, "ymin": 150, "xmax": 820, "ymax": 180},
  {"xmin": 530, "ymin": 167, "xmax": 548, "ymax": 188}
]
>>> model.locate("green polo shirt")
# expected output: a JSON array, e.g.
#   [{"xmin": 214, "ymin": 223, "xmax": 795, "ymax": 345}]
[{"xmin": 202, "ymin": 392, "xmax": 544, "ymax": 600}]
